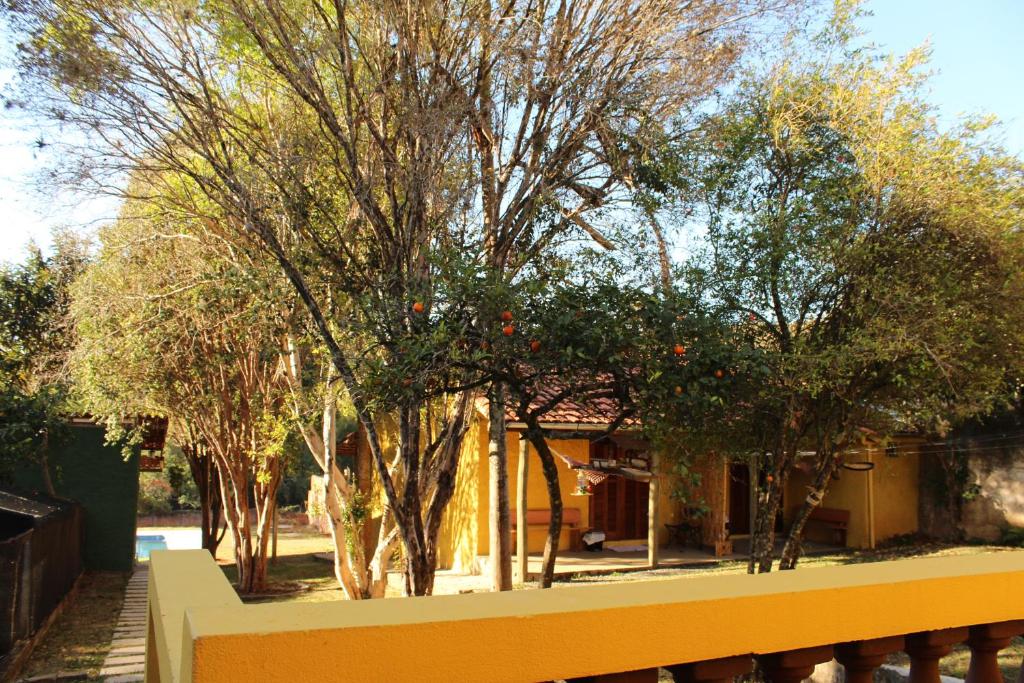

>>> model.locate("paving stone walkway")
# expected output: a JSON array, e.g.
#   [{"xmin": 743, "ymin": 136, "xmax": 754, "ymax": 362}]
[{"xmin": 98, "ymin": 565, "xmax": 148, "ymax": 683}]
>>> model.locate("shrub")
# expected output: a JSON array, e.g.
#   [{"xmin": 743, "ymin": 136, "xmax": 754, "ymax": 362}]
[
  {"xmin": 1001, "ymin": 526, "xmax": 1024, "ymax": 548},
  {"xmin": 138, "ymin": 473, "xmax": 173, "ymax": 516}
]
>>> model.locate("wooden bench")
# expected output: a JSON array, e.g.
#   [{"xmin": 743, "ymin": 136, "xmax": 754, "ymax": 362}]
[
  {"xmin": 805, "ymin": 507, "xmax": 850, "ymax": 547},
  {"xmin": 512, "ymin": 508, "xmax": 584, "ymax": 550}
]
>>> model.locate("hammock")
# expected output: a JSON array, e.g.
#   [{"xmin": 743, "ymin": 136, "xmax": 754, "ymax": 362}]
[
  {"xmin": 549, "ymin": 446, "xmax": 609, "ymax": 485},
  {"xmin": 549, "ymin": 445, "xmax": 653, "ymax": 484}
]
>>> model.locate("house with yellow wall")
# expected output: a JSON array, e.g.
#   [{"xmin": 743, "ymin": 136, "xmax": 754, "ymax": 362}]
[
  {"xmin": 433, "ymin": 398, "xmax": 687, "ymax": 574},
  {"xmin": 345, "ymin": 400, "xmax": 924, "ymax": 574},
  {"xmin": 783, "ymin": 435, "xmax": 923, "ymax": 550}
]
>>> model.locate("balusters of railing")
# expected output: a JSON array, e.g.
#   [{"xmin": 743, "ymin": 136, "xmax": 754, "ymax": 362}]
[
  {"xmin": 755, "ymin": 645, "xmax": 834, "ymax": 683},
  {"xmin": 904, "ymin": 627, "xmax": 970, "ymax": 683},
  {"xmin": 834, "ymin": 636, "xmax": 906, "ymax": 683},
  {"xmin": 965, "ymin": 620, "xmax": 1024, "ymax": 683},
  {"xmin": 666, "ymin": 654, "xmax": 754, "ymax": 682}
]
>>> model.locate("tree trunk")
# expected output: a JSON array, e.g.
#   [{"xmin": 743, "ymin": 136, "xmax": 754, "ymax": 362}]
[
  {"xmin": 525, "ymin": 424, "xmax": 562, "ymax": 589},
  {"xmin": 38, "ymin": 432, "xmax": 56, "ymax": 497},
  {"xmin": 184, "ymin": 441, "xmax": 222, "ymax": 557},
  {"xmin": 404, "ymin": 539, "xmax": 435, "ymax": 596},
  {"xmin": 368, "ymin": 508, "xmax": 399, "ymax": 599},
  {"xmin": 748, "ymin": 472, "xmax": 784, "ymax": 574},
  {"xmin": 200, "ymin": 461, "xmax": 223, "ymax": 557},
  {"xmin": 779, "ymin": 453, "xmax": 841, "ymax": 570},
  {"xmin": 211, "ymin": 450, "xmax": 280, "ymax": 593},
  {"xmin": 487, "ymin": 383, "xmax": 513, "ymax": 591}
]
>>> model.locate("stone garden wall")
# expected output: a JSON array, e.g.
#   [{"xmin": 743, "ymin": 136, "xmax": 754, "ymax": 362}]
[{"xmin": 961, "ymin": 450, "xmax": 1024, "ymax": 542}]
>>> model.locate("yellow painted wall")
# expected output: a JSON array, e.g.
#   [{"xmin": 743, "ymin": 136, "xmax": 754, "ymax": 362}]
[
  {"xmin": 370, "ymin": 408, "xmax": 686, "ymax": 570},
  {"xmin": 784, "ymin": 437, "xmax": 922, "ymax": 549},
  {"xmin": 435, "ymin": 413, "xmax": 592, "ymax": 571},
  {"xmin": 656, "ymin": 460, "xmax": 684, "ymax": 546},
  {"xmin": 437, "ymin": 413, "xmax": 687, "ymax": 567},
  {"xmin": 436, "ymin": 415, "xmax": 486, "ymax": 572},
  {"xmin": 501, "ymin": 434, "xmax": 592, "ymax": 554},
  {"xmin": 147, "ymin": 549, "xmax": 1024, "ymax": 683},
  {"xmin": 785, "ymin": 458, "xmax": 871, "ymax": 549},
  {"xmin": 871, "ymin": 440, "xmax": 921, "ymax": 542}
]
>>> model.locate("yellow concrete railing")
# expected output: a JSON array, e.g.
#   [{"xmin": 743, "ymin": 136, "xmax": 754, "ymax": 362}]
[{"xmin": 144, "ymin": 549, "xmax": 1024, "ymax": 682}]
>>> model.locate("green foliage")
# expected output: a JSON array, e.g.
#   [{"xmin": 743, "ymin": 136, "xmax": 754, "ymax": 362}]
[
  {"xmin": 0, "ymin": 232, "xmax": 90, "ymax": 483},
  {"xmin": 633, "ymin": 19, "xmax": 1024, "ymax": 464},
  {"xmin": 276, "ymin": 430, "xmax": 318, "ymax": 507},
  {"xmin": 1002, "ymin": 526, "xmax": 1024, "ymax": 548},
  {"xmin": 137, "ymin": 473, "xmax": 173, "ymax": 516},
  {"xmin": 164, "ymin": 446, "xmax": 200, "ymax": 509}
]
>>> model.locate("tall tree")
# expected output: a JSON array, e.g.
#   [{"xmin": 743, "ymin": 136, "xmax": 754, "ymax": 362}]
[
  {"xmin": 465, "ymin": 0, "xmax": 801, "ymax": 592},
  {"xmin": 638, "ymin": 12, "xmax": 1024, "ymax": 571},
  {"xmin": 177, "ymin": 424, "xmax": 225, "ymax": 558},
  {"xmin": 0, "ymin": 231, "xmax": 90, "ymax": 493},
  {"xmin": 8, "ymin": 0, "xmax": 804, "ymax": 592},
  {"xmin": 73, "ymin": 207, "xmax": 292, "ymax": 593}
]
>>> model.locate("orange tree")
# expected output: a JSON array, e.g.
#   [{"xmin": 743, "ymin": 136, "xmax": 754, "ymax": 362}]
[
  {"xmin": 436, "ymin": 253, "xmax": 757, "ymax": 586},
  {"xmin": 6, "ymin": 0, "xmax": 808, "ymax": 595},
  {"xmin": 631, "ymin": 26, "xmax": 1024, "ymax": 572}
]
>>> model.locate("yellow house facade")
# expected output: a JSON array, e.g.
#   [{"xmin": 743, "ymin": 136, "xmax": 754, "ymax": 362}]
[
  {"xmin": 347, "ymin": 404, "xmax": 924, "ymax": 574},
  {"xmin": 783, "ymin": 437, "xmax": 923, "ymax": 549},
  {"xmin": 435, "ymin": 408, "xmax": 688, "ymax": 573}
]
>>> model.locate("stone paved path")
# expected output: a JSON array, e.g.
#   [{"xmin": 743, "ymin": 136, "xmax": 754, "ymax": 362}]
[{"xmin": 98, "ymin": 565, "xmax": 148, "ymax": 683}]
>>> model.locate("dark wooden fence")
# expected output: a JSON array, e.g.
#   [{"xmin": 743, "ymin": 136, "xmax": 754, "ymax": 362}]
[{"xmin": 0, "ymin": 492, "xmax": 84, "ymax": 677}]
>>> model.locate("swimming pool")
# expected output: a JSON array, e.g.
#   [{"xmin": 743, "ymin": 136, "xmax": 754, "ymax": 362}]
[
  {"xmin": 136, "ymin": 534, "xmax": 168, "ymax": 560},
  {"xmin": 135, "ymin": 528, "xmax": 202, "ymax": 561}
]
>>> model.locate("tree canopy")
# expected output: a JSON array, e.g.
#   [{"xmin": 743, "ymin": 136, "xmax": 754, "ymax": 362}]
[
  {"xmin": 0, "ymin": 231, "xmax": 89, "ymax": 490},
  {"xmin": 635, "ymin": 13, "xmax": 1024, "ymax": 570}
]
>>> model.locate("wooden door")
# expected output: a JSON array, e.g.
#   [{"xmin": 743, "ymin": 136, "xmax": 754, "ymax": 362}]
[
  {"xmin": 728, "ymin": 462, "xmax": 751, "ymax": 535},
  {"xmin": 590, "ymin": 477, "xmax": 649, "ymax": 540}
]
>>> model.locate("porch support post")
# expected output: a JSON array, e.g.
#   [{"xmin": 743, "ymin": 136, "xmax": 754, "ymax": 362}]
[
  {"xmin": 648, "ymin": 452, "xmax": 660, "ymax": 568},
  {"xmin": 516, "ymin": 434, "xmax": 529, "ymax": 583}
]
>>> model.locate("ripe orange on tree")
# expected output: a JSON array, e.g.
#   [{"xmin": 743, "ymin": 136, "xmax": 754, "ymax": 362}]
[
  {"xmin": 673, "ymin": 344, "xmax": 686, "ymax": 356},
  {"xmin": 502, "ymin": 324, "xmax": 515, "ymax": 336},
  {"xmin": 530, "ymin": 340, "xmax": 541, "ymax": 353},
  {"xmin": 714, "ymin": 369, "xmax": 724, "ymax": 379},
  {"xmin": 412, "ymin": 301, "xmax": 425, "ymax": 314},
  {"xmin": 500, "ymin": 310, "xmax": 514, "ymax": 322}
]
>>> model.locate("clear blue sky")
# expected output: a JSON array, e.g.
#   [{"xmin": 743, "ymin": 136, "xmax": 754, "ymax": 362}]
[{"xmin": 0, "ymin": 0, "xmax": 1022, "ymax": 264}]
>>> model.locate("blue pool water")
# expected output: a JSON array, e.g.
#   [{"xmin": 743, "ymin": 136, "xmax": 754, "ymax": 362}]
[{"xmin": 136, "ymin": 534, "xmax": 168, "ymax": 560}]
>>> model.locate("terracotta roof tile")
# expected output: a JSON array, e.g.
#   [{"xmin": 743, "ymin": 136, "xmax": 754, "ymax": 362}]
[{"xmin": 479, "ymin": 380, "xmax": 640, "ymax": 428}]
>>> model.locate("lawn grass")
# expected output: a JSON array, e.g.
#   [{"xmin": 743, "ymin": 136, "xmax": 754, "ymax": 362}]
[
  {"xmin": 216, "ymin": 527, "xmax": 364, "ymax": 602},
  {"xmin": 18, "ymin": 571, "xmax": 129, "ymax": 679}
]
